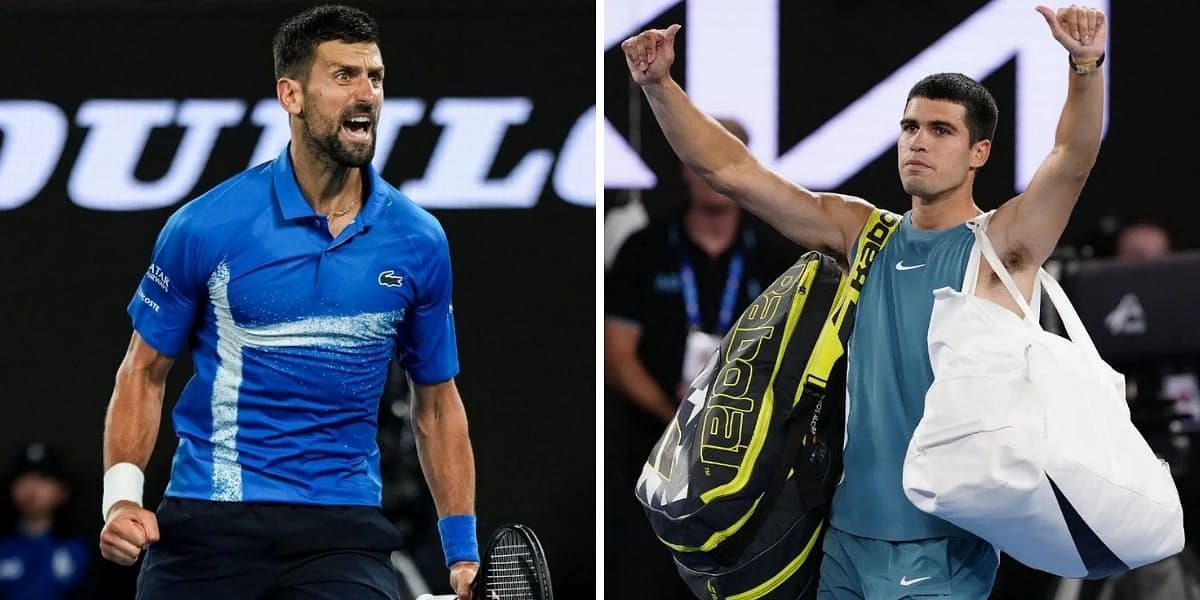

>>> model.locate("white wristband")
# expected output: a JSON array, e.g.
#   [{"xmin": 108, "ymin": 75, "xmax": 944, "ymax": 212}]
[{"xmin": 102, "ymin": 463, "xmax": 145, "ymax": 521}]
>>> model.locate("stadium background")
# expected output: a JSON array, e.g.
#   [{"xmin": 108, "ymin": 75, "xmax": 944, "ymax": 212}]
[
  {"xmin": 605, "ymin": 0, "xmax": 1200, "ymax": 598},
  {"xmin": 0, "ymin": 0, "xmax": 594, "ymax": 597}
]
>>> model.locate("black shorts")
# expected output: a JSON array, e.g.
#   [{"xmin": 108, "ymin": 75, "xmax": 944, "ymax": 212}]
[{"xmin": 136, "ymin": 497, "xmax": 403, "ymax": 600}]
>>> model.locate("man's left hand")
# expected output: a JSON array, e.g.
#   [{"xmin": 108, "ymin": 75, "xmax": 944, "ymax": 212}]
[
  {"xmin": 1036, "ymin": 4, "xmax": 1107, "ymax": 62},
  {"xmin": 450, "ymin": 560, "xmax": 479, "ymax": 600}
]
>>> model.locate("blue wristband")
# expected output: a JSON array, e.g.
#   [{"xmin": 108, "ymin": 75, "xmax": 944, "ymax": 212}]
[{"xmin": 437, "ymin": 514, "xmax": 480, "ymax": 567}]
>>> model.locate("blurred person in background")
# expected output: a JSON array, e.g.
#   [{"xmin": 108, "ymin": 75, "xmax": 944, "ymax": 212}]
[
  {"xmin": 605, "ymin": 117, "xmax": 798, "ymax": 599},
  {"xmin": 606, "ymin": 117, "xmax": 797, "ymax": 423},
  {"xmin": 0, "ymin": 443, "xmax": 90, "ymax": 600},
  {"xmin": 1115, "ymin": 218, "xmax": 1171, "ymax": 262}
]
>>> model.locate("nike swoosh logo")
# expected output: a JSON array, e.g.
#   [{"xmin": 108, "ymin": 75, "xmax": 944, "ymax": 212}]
[
  {"xmin": 900, "ymin": 576, "xmax": 932, "ymax": 586},
  {"xmin": 895, "ymin": 261, "xmax": 926, "ymax": 271}
]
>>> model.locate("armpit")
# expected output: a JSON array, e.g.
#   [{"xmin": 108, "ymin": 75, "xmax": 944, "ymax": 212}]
[{"xmin": 986, "ymin": 242, "xmax": 1031, "ymax": 286}]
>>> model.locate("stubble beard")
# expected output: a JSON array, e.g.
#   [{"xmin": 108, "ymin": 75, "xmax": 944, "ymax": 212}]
[
  {"xmin": 300, "ymin": 100, "xmax": 377, "ymax": 169},
  {"xmin": 901, "ymin": 173, "xmax": 959, "ymax": 204}
]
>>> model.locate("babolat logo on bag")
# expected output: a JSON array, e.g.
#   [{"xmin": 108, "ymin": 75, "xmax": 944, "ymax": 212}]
[{"xmin": 636, "ymin": 210, "xmax": 898, "ymax": 600}]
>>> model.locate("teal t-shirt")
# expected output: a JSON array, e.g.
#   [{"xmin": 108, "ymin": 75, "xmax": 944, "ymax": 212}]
[{"xmin": 830, "ymin": 209, "xmax": 981, "ymax": 541}]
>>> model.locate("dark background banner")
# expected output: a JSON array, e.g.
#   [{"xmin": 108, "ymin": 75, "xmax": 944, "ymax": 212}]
[
  {"xmin": 0, "ymin": 0, "xmax": 594, "ymax": 597},
  {"xmin": 605, "ymin": 0, "xmax": 1198, "ymax": 255}
]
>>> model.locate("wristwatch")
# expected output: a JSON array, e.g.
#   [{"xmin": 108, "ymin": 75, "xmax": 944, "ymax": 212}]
[{"xmin": 1069, "ymin": 52, "xmax": 1105, "ymax": 75}]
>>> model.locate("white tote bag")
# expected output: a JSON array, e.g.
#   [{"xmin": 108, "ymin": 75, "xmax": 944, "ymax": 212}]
[{"xmin": 903, "ymin": 211, "xmax": 1184, "ymax": 578}]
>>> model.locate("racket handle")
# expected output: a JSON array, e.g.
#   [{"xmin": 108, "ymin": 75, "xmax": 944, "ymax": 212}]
[{"xmin": 415, "ymin": 595, "xmax": 457, "ymax": 600}]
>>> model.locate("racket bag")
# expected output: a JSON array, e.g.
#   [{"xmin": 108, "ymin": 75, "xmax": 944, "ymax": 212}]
[{"xmin": 635, "ymin": 209, "xmax": 899, "ymax": 599}]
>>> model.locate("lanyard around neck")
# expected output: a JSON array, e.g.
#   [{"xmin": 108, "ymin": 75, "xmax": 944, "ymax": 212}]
[{"xmin": 680, "ymin": 250, "xmax": 744, "ymax": 333}]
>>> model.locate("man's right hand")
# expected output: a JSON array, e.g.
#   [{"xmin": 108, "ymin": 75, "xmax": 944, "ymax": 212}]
[
  {"xmin": 621, "ymin": 24, "xmax": 682, "ymax": 86},
  {"xmin": 100, "ymin": 500, "xmax": 160, "ymax": 566}
]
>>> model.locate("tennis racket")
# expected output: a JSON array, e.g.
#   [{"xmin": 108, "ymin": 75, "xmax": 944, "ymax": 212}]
[{"xmin": 416, "ymin": 523, "xmax": 553, "ymax": 600}]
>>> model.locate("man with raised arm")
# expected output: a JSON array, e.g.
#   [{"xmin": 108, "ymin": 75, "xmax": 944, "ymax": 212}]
[{"xmin": 622, "ymin": 5, "xmax": 1106, "ymax": 597}]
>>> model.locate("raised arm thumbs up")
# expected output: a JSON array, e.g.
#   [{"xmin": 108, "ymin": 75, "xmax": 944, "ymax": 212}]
[{"xmin": 621, "ymin": 24, "xmax": 682, "ymax": 86}]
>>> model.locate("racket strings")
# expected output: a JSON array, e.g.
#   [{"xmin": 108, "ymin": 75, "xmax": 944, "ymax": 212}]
[{"xmin": 481, "ymin": 531, "xmax": 541, "ymax": 599}]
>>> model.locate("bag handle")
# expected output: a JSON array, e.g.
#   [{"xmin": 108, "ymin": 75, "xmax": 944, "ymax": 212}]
[
  {"xmin": 967, "ymin": 213, "xmax": 1104, "ymax": 363},
  {"xmin": 965, "ymin": 211, "xmax": 1043, "ymax": 319},
  {"xmin": 967, "ymin": 214, "xmax": 1038, "ymax": 326},
  {"xmin": 1037, "ymin": 270, "xmax": 1104, "ymax": 364}
]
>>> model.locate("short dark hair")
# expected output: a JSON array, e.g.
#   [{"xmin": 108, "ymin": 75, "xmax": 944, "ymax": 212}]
[
  {"xmin": 272, "ymin": 5, "xmax": 380, "ymax": 82},
  {"xmin": 906, "ymin": 73, "xmax": 999, "ymax": 145}
]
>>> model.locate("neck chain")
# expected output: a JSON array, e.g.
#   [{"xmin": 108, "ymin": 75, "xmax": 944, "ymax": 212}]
[{"xmin": 328, "ymin": 200, "xmax": 357, "ymax": 219}]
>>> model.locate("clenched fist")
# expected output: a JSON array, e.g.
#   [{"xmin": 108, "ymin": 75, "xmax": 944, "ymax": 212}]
[
  {"xmin": 100, "ymin": 500, "xmax": 160, "ymax": 566},
  {"xmin": 1036, "ymin": 4, "xmax": 1107, "ymax": 63},
  {"xmin": 621, "ymin": 24, "xmax": 682, "ymax": 86}
]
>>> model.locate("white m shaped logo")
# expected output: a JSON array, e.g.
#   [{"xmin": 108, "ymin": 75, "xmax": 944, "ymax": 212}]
[{"xmin": 605, "ymin": 0, "xmax": 1109, "ymax": 192}]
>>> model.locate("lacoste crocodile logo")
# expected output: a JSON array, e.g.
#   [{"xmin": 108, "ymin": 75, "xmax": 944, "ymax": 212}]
[{"xmin": 378, "ymin": 270, "xmax": 404, "ymax": 288}]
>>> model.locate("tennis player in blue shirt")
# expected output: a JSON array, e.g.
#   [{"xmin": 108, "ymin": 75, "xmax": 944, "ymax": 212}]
[{"xmin": 98, "ymin": 6, "xmax": 479, "ymax": 599}]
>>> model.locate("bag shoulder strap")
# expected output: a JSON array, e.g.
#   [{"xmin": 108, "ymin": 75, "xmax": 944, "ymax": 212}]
[
  {"xmin": 846, "ymin": 208, "xmax": 902, "ymax": 289},
  {"xmin": 965, "ymin": 210, "xmax": 1043, "ymax": 318},
  {"xmin": 966, "ymin": 213, "xmax": 1103, "ymax": 362},
  {"xmin": 1038, "ymin": 271, "xmax": 1104, "ymax": 363},
  {"xmin": 967, "ymin": 212, "xmax": 1038, "ymax": 324},
  {"xmin": 811, "ymin": 208, "xmax": 901, "ymax": 371}
]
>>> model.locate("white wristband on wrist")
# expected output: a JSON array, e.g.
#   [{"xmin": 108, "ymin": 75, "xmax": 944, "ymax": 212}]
[{"xmin": 102, "ymin": 462, "xmax": 145, "ymax": 521}]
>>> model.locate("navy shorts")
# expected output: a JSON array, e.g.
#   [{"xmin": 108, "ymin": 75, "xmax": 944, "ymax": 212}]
[{"xmin": 136, "ymin": 497, "xmax": 403, "ymax": 600}]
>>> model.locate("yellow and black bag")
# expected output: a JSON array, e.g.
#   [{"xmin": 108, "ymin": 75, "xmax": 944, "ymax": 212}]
[{"xmin": 635, "ymin": 209, "xmax": 899, "ymax": 599}]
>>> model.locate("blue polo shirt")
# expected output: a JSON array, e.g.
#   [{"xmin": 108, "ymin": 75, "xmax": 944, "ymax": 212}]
[{"xmin": 128, "ymin": 145, "xmax": 459, "ymax": 506}]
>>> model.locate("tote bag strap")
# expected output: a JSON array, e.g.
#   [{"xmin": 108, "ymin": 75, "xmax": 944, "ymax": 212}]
[
  {"xmin": 966, "ymin": 212, "xmax": 1038, "ymax": 326},
  {"xmin": 965, "ymin": 211, "xmax": 1043, "ymax": 318},
  {"xmin": 962, "ymin": 216, "xmax": 985, "ymax": 295},
  {"xmin": 968, "ymin": 212, "xmax": 1103, "ymax": 363},
  {"xmin": 1037, "ymin": 270, "xmax": 1104, "ymax": 363}
]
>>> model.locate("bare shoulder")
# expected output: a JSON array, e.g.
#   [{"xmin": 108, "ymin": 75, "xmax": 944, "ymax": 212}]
[
  {"xmin": 822, "ymin": 194, "xmax": 876, "ymax": 266},
  {"xmin": 835, "ymin": 194, "xmax": 877, "ymax": 222}
]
